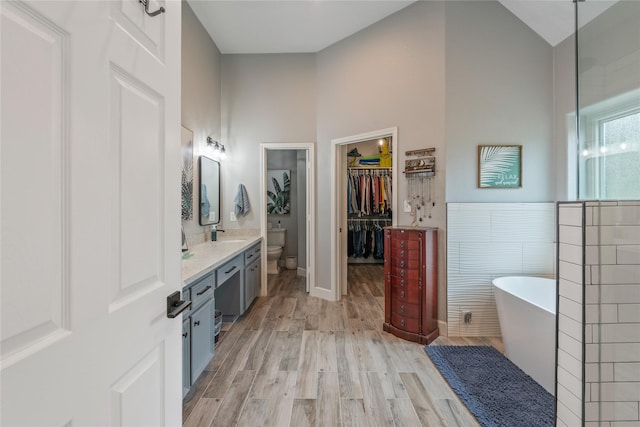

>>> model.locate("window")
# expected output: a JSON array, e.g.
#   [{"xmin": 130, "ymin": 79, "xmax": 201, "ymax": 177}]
[{"xmin": 578, "ymin": 92, "xmax": 640, "ymax": 200}]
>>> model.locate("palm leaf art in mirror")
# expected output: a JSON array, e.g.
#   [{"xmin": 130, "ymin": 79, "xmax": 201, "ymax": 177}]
[
  {"xmin": 181, "ymin": 126, "xmax": 194, "ymax": 219},
  {"xmin": 478, "ymin": 145, "xmax": 522, "ymax": 188},
  {"xmin": 266, "ymin": 170, "xmax": 291, "ymax": 215}
]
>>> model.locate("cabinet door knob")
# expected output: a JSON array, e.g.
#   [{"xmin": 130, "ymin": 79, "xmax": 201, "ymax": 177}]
[
  {"xmin": 400, "ymin": 241, "xmax": 405, "ymax": 248},
  {"xmin": 400, "ymin": 270, "xmax": 404, "ymax": 277},
  {"xmin": 400, "ymin": 290, "xmax": 405, "ymax": 298},
  {"xmin": 400, "ymin": 261, "xmax": 405, "ymax": 268},
  {"xmin": 194, "ymin": 320, "xmax": 200, "ymax": 327},
  {"xmin": 400, "ymin": 319, "xmax": 406, "ymax": 327},
  {"xmin": 400, "ymin": 250, "xmax": 404, "ymax": 257},
  {"xmin": 400, "ymin": 280, "xmax": 404, "ymax": 287},
  {"xmin": 183, "ymin": 332, "xmax": 188, "ymax": 338},
  {"xmin": 400, "ymin": 305, "xmax": 406, "ymax": 312}
]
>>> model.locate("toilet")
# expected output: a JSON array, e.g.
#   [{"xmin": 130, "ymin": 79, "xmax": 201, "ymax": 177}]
[{"xmin": 266, "ymin": 228, "xmax": 286, "ymax": 274}]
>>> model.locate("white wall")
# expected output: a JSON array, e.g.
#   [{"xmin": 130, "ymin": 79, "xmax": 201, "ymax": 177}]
[
  {"xmin": 447, "ymin": 203, "xmax": 556, "ymax": 337},
  {"xmin": 185, "ymin": 1, "xmax": 561, "ymax": 320},
  {"xmin": 444, "ymin": 1, "xmax": 554, "ymax": 203},
  {"xmin": 220, "ymin": 54, "xmax": 317, "ymax": 231},
  {"xmin": 181, "ymin": 2, "xmax": 222, "ymax": 245},
  {"xmin": 317, "ymin": 1, "xmax": 447, "ymax": 292}
]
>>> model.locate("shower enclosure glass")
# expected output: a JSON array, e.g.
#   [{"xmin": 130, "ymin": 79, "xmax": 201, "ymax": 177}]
[{"xmin": 576, "ymin": 1, "xmax": 640, "ymax": 424}]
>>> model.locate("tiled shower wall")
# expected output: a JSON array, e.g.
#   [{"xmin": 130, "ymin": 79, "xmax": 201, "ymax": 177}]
[
  {"xmin": 557, "ymin": 202, "xmax": 586, "ymax": 426},
  {"xmin": 447, "ymin": 203, "xmax": 555, "ymax": 336},
  {"xmin": 557, "ymin": 201, "xmax": 640, "ymax": 426}
]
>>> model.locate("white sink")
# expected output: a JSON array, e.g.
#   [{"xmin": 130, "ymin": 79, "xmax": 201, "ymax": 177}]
[{"xmin": 218, "ymin": 239, "xmax": 246, "ymax": 243}]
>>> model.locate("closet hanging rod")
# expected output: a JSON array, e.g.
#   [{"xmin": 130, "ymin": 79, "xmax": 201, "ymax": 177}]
[
  {"xmin": 348, "ymin": 167, "xmax": 392, "ymax": 170},
  {"xmin": 347, "ymin": 217, "xmax": 392, "ymax": 222}
]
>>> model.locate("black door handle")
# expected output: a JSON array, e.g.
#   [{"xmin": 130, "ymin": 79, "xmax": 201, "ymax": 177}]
[{"xmin": 166, "ymin": 291, "xmax": 191, "ymax": 318}]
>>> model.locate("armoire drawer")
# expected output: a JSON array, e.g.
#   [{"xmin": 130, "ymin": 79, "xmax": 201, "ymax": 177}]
[
  {"xmin": 391, "ymin": 300, "xmax": 420, "ymax": 319},
  {"xmin": 390, "ymin": 313, "xmax": 420, "ymax": 333},
  {"xmin": 391, "ymin": 285, "xmax": 420, "ymax": 305}
]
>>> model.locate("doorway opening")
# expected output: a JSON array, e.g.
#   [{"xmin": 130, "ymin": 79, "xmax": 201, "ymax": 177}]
[
  {"xmin": 260, "ymin": 143, "xmax": 315, "ymax": 296},
  {"xmin": 331, "ymin": 128, "xmax": 398, "ymax": 299}
]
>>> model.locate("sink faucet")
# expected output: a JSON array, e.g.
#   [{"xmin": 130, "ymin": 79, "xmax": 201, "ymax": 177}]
[{"xmin": 211, "ymin": 226, "xmax": 225, "ymax": 242}]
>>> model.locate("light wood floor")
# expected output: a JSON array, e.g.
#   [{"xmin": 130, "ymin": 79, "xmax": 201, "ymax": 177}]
[{"xmin": 183, "ymin": 265, "xmax": 503, "ymax": 427}]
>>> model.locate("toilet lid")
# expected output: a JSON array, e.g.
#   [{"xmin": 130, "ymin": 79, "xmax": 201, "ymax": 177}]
[{"xmin": 266, "ymin": 245, "xmax": 281, "ymax": 252}]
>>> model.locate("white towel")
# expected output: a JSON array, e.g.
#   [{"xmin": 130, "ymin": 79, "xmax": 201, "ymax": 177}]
[{"xmin": 234, "ymin": 184, "xmax": 251, "ymax": 217}]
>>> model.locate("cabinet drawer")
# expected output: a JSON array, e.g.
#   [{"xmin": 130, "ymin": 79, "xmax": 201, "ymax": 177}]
[
  {"xmin": 390, "ymin": 312, "xmax": 420, "ymax": 333},
  {"xmin": 389, "ymin": 255, "xmax": 420, "ymax": 270},
  {"xmin": 245, "ymin": 243, "xmax": 261, "ymax": 265},
  {"xmin": 391, "ymin": 284, "xmax": 419, "ymax": 305},
  {"xmin": 389, "ymin": 266, "xmax": 420, "ymax": 281},
  {"xmin": 391, "ymin": 299, "xmax": 420, "ymax": 319},
  {"xmin": 389, "ymin": 238, "xmax": 420, "ymax": 251},
  {"xmin": 389, "ymin": 247, "xmax": 420, "ymax": 261},
  {"xmin": 189, "ymin": 274, "xmax": 214, "ymax": 311},
  {"xmin": 217, "ymin": 255, "xmax": 243, "ymax": 287}
]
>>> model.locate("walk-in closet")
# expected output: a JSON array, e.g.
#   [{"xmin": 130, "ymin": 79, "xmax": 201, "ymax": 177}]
[{"xmin": 345, "ymin": 138, "xmax": 393, "ymax": 266}]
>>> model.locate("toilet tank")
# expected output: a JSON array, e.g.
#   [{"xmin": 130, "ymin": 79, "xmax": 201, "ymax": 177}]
[{"xmin": 267, "ymin": 228, "xmax": 286, "ymax": 246}]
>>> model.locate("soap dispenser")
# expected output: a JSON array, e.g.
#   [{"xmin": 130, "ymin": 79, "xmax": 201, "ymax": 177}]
[{"xmin": 211, "ymin": 225, "xmax": 217, "ymax": 242}]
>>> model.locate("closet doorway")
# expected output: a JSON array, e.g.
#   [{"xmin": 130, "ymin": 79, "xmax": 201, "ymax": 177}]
[
  {"xmin": 331, "ymin": 128, "xmax": 398, "ymax": 299},
  {"xmin": 260, "ymin": 143, "xmax": 315, "ymax": 296}
]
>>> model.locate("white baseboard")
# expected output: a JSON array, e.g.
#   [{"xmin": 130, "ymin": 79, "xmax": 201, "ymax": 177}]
[
  {"xmin": 438, "ymin": 320, "xmax": 448, "ymax": 337},
  {"xmin": 310, "ymin": 285, "xmax": 337, "ymax": 301},
  {"xmin": 297, "ymin": 267, "xmax": 306, "ymax": 277}
]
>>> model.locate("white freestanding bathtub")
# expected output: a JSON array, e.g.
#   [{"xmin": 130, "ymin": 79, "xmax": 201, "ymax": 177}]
[{"xmin": 492, "ymin": 276, "xmax": 556, "ymax": 394}]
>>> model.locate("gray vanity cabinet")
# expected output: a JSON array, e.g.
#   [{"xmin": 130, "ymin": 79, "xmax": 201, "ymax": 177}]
[
  {"xmin": 182, "ymin": 272, "xmax": 215, "ymax": 396},
  {"xmin": 182, "ymin": 320, "xmax": 190, "ymax": 398},
  {"xmin": 190, "ymin": 298, "xmax": 214, "ymax": 384},
  {"xmin": 182, "ymin": 238, "xmax": 263, "ymax": 398},
  {"xmin": 215, "ymin": 255, "xmax": 244, "ymax": 322},
  {"xmin": 243, "ymin": 244, "xmax": 261, "ymax": 311}
]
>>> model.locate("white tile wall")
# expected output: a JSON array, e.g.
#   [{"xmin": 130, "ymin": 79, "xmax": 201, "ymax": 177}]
[
  {"xmin": 446, "ymin": 203, "xmax": 555, "ymax": 336},
  {"xmin": 619, "ymin": 305, "xmax": 640, "ymax": 323},
  {"xmin": 558, "ymin": 202, "xmax": 587, "ymax": 426},
  {"xmin": 558, "ymin": 201, "xmax": 640, "ymax": 427}
]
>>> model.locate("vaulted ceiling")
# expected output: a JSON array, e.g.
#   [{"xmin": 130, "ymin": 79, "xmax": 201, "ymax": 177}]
[{"xmin": 186, "ymin": 0, "xmax": 617, "ymax": 54}]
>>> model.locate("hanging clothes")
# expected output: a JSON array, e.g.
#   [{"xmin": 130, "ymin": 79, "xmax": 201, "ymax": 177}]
[{"xmin": 347, "ymin": 169, "xmax": 392, "ymax": 217}]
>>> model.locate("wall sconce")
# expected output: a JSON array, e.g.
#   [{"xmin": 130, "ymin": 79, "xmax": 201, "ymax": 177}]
[{"xmin": 207, "ymin": 136, "xmax": 226, "ymax": 159}]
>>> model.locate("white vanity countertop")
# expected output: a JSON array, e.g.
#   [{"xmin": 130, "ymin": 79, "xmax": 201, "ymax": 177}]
[{"xmin": 182, "ymin": 233, "xmax": 262, "ymax": 286}]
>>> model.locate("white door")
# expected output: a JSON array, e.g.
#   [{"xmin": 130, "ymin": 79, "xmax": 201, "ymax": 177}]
[{"xmin": 1, "ymin": 0, "xmax": 182, "ymax": 425}]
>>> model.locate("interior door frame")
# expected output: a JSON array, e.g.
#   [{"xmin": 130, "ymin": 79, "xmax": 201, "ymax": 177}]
[
  {"xmin": 260, "ymin": 143, "xmax": 315, "ymax": 295},
  {"xmin": 331, "ymin": 127, "xmax": 398, "ymax": 299}
]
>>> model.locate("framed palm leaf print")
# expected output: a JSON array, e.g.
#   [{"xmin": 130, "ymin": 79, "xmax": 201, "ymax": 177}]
[
  {"xmin": 267, "ymin": 169, "xmax": 291, "ymax": 215},
  {"xmin": 478, "ymin": 145, "xmax": 522, "ymax": 188}
]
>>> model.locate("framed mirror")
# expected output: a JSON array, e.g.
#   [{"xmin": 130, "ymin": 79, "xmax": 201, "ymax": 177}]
[{"xmin": 199, "ymin": 156, "xmax": 220, "ymax": 225}]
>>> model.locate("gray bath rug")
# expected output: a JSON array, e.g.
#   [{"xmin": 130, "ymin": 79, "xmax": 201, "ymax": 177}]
[{"xmin": 425, "ymin": 345, "xmax": 554, "ymax": 427}]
